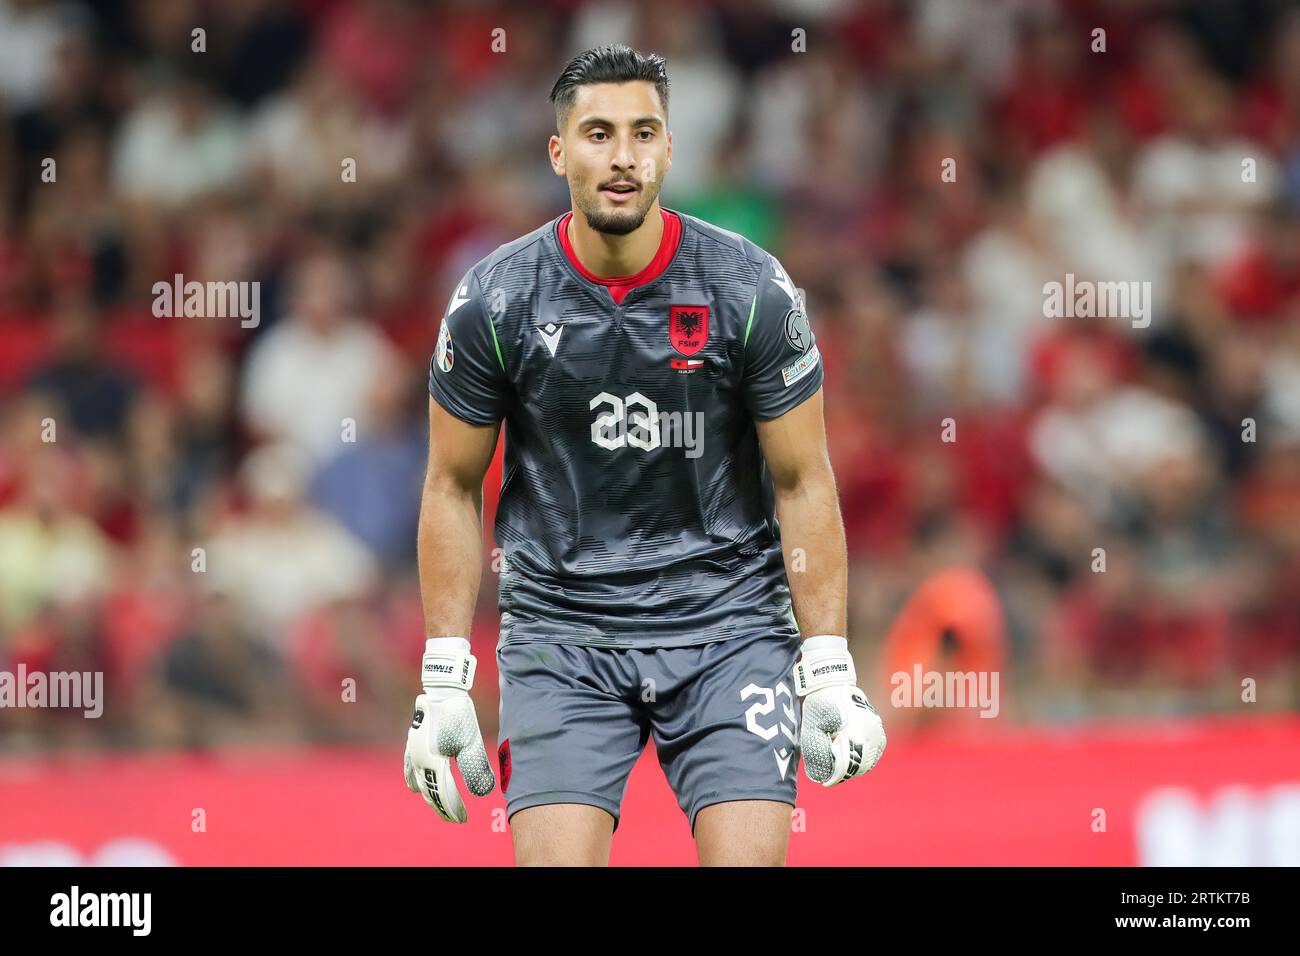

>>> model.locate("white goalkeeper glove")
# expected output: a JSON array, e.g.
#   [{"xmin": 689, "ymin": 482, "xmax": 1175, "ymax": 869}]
[
  {"xmin": 792, "ymin": 635, "xmax": 887, "ymax": 786},
  {"xmin": 403, "ymin": 637, "xmax": 495, "ymax": 823}
]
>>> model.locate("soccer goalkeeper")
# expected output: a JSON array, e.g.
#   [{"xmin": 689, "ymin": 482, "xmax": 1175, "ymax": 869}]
[{"xmin": 404, "ymin": 44, "xmax": 885, "ymax": 866}]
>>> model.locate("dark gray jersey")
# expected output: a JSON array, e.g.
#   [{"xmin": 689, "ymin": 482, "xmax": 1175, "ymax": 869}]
[{"xmin": 428, "ymin": 209, "xmax": 824, "ymax": 648}]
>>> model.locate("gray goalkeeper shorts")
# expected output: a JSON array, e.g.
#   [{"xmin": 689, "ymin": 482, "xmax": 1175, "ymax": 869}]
[{"xmin": 495, "ymin": 630, "xmax": 802, "ymax": 832}]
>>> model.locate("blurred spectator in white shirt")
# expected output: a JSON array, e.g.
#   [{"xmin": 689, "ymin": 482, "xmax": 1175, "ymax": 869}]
[
  {"xmin": 961, "ymin": 184, "xmax": 1065, "ymax": 396},
  {"xmin": 204, "ymin": 442, "xmax": 377, "ymax": 643},
  {"xmin": 247, "ymin": 59, "xmax": 409, "ymax": 210},
  {"xmin": 1133, "ymin": 73, "xmax": 1280, "ymax": 268},
  {"xmin": 1029, "ymin": 343, "xmax": 1210, "ymax": 525},
  {"xmin": 0, "ymin": 0, "xmax": 82, "ymax": 113},
  {"xmin": 240, "ymin": 252, "xmax": 400, "ymax": 464},
  {"xmin": 112, "ymin": 69, "xmax": 247, "ymax": 208},
  {"xmin": 902, "ymin": 265, "xmax": 1023, "ymax": 409},
  {"xmin": 1027, "ymin": 111, "xmax": 1168, "ymax": 323}
]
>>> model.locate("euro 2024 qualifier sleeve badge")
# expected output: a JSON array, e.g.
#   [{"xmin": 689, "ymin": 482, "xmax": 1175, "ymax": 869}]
[
  {"xmin": 784, "ymin": 305, "xmax": 812, "ymax": 352},
  {"xmin": 435, "ymin": 316, "xmax": 454, "ymax": 373}
]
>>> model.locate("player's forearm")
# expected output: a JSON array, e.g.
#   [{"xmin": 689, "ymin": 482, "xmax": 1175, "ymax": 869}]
[
  {"xmin": 416, "ymin": 474, "xmax": 485, "ymax": 637},
  {"xmin": 773, "ymin": 465, "xmax": 848, "ymax": 639}
]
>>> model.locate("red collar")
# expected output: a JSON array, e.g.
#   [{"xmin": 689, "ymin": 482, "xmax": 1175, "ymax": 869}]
[{"xmin": 557, "ymin": 208, "xmax": 682, "ymax": 304}]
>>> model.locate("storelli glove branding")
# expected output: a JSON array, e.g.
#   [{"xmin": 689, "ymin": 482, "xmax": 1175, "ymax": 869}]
[{"xmin": 0, "ymin": 666, "xmax": 102, "ymax": 718}]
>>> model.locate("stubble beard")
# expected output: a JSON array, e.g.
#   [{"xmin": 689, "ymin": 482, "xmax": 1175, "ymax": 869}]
[{"xmin": 574, "ymin": 175, "xmax": 663, "ymax": 236}]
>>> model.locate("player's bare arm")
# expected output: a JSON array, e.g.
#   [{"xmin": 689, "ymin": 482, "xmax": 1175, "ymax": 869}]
[
  {"xmin": 417, "ymin": 397, "xmax": 499, "ymax": 638},
  {"xmin": 402, "ymin": 397, "xmax": 500, "ymax": 823},
  {"xmin": 758, "ymin": 388, "xmax": 888, "ymax": 788},
  {"xmin": 755, "ymin": 387, "xmax": 847, "ymax": 638}
]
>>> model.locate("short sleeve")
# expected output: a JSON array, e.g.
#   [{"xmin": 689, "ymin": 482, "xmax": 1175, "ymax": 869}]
[
  {"xmin": 428, "ymin": 270, "xmax": 511, "ymax": 426},
  {"xmin": 740, "ymin": 254, "xmax": 823, "ymax": 420}
]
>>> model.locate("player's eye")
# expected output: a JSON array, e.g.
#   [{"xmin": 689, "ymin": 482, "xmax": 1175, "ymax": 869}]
[
  {"xmin": 636, "ymin": 129, "xmax": 655, "ymax": 141},
  {"xmin": 589, "ymin": 130, "xmax": 608, "ymax": 142}
]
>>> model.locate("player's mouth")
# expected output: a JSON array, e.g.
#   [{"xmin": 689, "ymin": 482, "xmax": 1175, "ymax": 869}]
[{"xmin": 600, "ymin": 182, "xmax": 639, "ymax": 204}]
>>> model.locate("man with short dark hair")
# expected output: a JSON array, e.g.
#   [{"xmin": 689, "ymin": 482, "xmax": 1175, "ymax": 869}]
[{"xmin": 404, "ymin": 43, "xmax": 885, "ymax": 866}]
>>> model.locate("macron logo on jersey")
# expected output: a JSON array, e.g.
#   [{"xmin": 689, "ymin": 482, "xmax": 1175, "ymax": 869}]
[
  {"xmin": 769, "ymin": 256, "xmax": 798, "ymax": 305},
  {"xmin": 775, "ymin": 747, "xmax": 793, "ymax": 781},
  {"xmin": 537, "ymin": 322, "xmax": 564, "ymax": 357},
  {"xmin": 447, "ymin": 285, "xmax": 471, "ymax": 315}
]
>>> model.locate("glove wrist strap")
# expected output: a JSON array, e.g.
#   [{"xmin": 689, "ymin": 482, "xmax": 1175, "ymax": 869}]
[
  {"xmin": 792, "ymin": 635, "xmax": 855, "ymax": 696},
  {"xmin": 422, "ymin": 637, "xmax": 475, "ymax": 693}
]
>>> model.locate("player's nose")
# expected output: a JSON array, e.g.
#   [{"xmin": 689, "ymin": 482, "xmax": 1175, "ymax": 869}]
[{"xmin": 610, "ymin": 134, "xmax": 637, "ymax": 171}]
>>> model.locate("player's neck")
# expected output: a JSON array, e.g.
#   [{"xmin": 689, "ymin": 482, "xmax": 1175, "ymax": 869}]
[{"xmin": 566, "ymin": 201, "xmax": 665, "ymax": 279}]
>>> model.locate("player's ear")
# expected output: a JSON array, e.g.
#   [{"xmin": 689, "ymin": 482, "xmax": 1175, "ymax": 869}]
[
  {"xmin": 664, "ymin": 130, "xmax": 672, "ymax": 173},
  {"xmin": 548, "ymin": 133, "xmax": 565, "ymax": 177}
]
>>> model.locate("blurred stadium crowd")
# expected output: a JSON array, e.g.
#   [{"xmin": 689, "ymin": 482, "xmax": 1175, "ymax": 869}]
[{"xmin": 1, "ymin": 0, "xmax": 1299, "ymax": 752}]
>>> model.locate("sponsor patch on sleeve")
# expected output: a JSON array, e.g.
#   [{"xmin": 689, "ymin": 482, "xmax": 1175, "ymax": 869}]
[{"xmin": 781, "ymin": 343, "xmax": 820, "ymax": 387}]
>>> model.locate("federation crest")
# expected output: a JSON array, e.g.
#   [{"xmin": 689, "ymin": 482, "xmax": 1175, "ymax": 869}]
[{"xmin": 669, "ymin": 304, "xmax": 709, "ymax": 356}]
